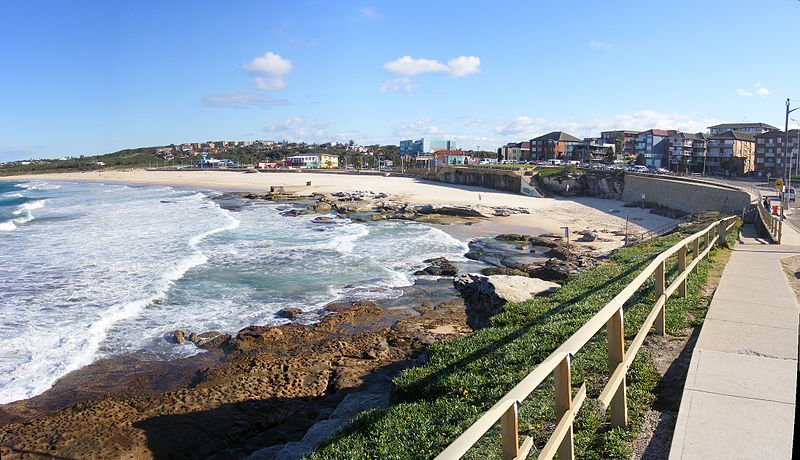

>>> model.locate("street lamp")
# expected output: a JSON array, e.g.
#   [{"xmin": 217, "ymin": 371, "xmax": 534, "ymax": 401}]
[
  {"xmin": 784, "ymin": 98, "xmax": 800, "ymax": 207},
  {"xmin": 791, "ymin": 117, "xmax": 800, "ymax": 176}
]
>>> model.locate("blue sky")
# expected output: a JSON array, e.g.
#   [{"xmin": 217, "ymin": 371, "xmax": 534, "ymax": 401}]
[{"xmin": 1, "ymin": 0, "xmax": 799, "ymax": 161}]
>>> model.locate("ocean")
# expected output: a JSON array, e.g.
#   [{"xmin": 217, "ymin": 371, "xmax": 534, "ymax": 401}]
[{"xmin": 0, "ymin": 180, "xmax": 471, "ymax": 404}]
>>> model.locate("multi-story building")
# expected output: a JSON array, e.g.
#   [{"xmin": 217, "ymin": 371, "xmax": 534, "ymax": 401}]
[
  {"xmin": 571, "ymin": 138, "xmax": 615, "ymax": 162},
  {"xmin": 665, "ymin": 132, "xmax": 708, "ymax": 172},
  {"xmin": 754, "ymin": 130, "xmax": 800, "ymax": 177},
  {"xmin": 600, "ymin": 130, "xmax": 638, "ymax": 158},
  {"xmin": 529, "ymin": 131, "xmax": 582, "ymax": 160},
  {"xmin": 635, "ymin": 129, "xmax": 676, "ymax": 168},
  {"xmin": 707, "ymin": 122, "xmax": 779, "ymax": 136},
  {"xmin": 498, "ymin": 141, "xmax": 531, "ymax": 162},
  {"xmin": 706, "ymin": 131, "xmax": 755, "ymax": 176},
  {"xmin": 399, "ymin": 138, "xmax": 457, "ymax": 157}
]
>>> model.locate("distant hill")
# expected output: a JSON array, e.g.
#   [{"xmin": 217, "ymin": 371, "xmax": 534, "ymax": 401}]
[{"xmin": 0, "ymin": 147, "xmax": 162, "ymax": 176}]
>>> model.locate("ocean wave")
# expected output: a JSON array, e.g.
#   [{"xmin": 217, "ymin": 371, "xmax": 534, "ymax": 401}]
[
  {"xmin": 15, "ymin": 181, "xmax": 61, "ymax": 191},
  {"xmin": 0, "ymin": 200, "xmax": 46, "ymax": 232},
  {"xmin": 2, "ymin": 192, "xmax": 24, "ymax": 198}
]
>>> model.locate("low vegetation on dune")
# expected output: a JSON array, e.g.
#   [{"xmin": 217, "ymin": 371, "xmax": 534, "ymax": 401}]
[{"xmin": 310, "ymin": 217, "xmax": 738, "ymax": 460}]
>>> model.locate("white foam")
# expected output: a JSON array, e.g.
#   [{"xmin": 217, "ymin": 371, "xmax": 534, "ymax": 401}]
[
  {"xmin": 0, "ymin": 200, "xmax": 46, "ymax": 232},
  {"xmin": 15, "ymin": 181, "xmax": 60, "ymax": 190}
]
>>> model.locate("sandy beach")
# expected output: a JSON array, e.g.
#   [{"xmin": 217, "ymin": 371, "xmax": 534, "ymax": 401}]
[{"xmin": 3, "ymin": 169, "xmax": 675, "ymax": 252}]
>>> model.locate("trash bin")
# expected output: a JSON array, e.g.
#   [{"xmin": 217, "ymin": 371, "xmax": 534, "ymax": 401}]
[{"xmin": 772, "ymin": 205, "xmax": 780, "ymax": 216}]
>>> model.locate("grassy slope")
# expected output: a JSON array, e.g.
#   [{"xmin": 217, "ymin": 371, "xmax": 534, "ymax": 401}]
[{"xmin": 310, "ymin": 219, "xmax": 739, "ymax": 460}]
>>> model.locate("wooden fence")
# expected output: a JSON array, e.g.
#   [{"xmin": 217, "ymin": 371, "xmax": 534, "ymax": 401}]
[
  {"xmin": 436, "ymin": 216, "xmax": 739, "ymax": 460},
  {"xmin": 755, "ymin": 200, "xmax": 782, "ymax": 243}
]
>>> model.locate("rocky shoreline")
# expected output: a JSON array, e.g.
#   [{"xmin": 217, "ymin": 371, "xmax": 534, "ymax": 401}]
[{"xmin": 0, "ymin": 189, "xmax": 615, "ymax": 459}]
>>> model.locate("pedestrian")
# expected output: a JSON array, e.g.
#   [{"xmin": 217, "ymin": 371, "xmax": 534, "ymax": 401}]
[{"xmin": 478, "ymin": 194, "xmax": 482, "ymax": 202}]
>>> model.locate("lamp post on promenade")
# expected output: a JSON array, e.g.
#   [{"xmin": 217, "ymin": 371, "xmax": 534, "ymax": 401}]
[
  {"xmin": 784, "ymin": 98, "xmax": 800, "ymax": 207},
  {"xmin": 791, "ymin": 118, "xmax": 800, "ymax": 176}
]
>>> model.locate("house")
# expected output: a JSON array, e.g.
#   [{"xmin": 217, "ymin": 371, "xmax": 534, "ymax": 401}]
[
  {"xmin": 257, "ymin": 161, "xmax": 279, "ymax": 169},
  {"xmin": 600, "ymin": 130, "xmax": 638, "ymax": 158},
  {"xmin": 529, "ymin": 131, "xmax": 582, "ymax": 160},
  {"xmin": 634, "ymin": 129, "xmax": 677, "ymax": 168},
  {"xmin": 706, "ymin": 131, "xmax": 756, "ymax": 176},
  {"xmin": 707, "ymin": 122, "xmax": 779, "ymax": 136},
  {"xmin": 754, "ymin": 129, "xmax": 800, "ymax": 177}
]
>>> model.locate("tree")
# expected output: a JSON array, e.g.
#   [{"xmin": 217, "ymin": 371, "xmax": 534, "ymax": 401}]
[
  {"xmin": 635, "ymin": 153, "xmax": 645, "ymax": 165},
  {"xmin": 605, "ymin": 147, "xmax": 615, "ymax": 163},
  {"xmin": 679, "ymin": 156, "xmax": 688, "ymax": 174}
]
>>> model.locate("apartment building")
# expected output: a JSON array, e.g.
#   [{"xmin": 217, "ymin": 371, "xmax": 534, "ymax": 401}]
[
  {"xmin": 665, "ymin": 132, "xmax": 707, "ymax": 172},
  {"xmin": 635, "ymin": 129, "xmax": 676, "ymax": 168},
  {"xmin": 498, "ymin": 141, "xmax": 531, "ymax": 162},
  {"xmin": 706, "ymin": 131, "xmax": 755, "ymax": 175},
  {"xmin": 754, "ymin": 129, "xmax": 800, "ymax": 177},
  {"xmin": 707, "ymin": 122, "xmax": 778, "ymax": 136},
  {"xmin": 529, "ymin": 131, "xmax": 582, "ymax": 160},
  {"xmin": 600, "ymin": 130, "xmax": 638, "ymax": 158}
]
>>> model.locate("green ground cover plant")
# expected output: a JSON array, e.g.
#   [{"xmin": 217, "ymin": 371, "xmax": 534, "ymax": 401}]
[{"xmin": 310, "ymin": 217, "xmax": 739, "ymax": 460}]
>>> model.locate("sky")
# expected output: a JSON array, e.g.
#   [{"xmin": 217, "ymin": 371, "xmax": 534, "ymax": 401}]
[{"xmin": 1, "ymin": 0, "xmax": 799, "ymax": 161}]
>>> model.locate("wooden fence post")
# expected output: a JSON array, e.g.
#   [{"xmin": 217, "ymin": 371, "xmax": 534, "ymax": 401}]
[
  {"xmin": 692, "ymin": 236, "xmax": 700, "ymax": 273},
  {"xmin": 704, "ymin": 227, "xmax": 710, "ymax": 250},
  {"xmin": 654, "ymin": 260, "xmax": 666, "ymax": 335},
  {"xmin": 678, "ymin": 245, "xmax": 687, "ymax": 297},
  {"xmin": 500, "ymin": 402, "xmax": 519, "ymax": 460},
  {"xmin": 607, "ymin": 308, "xmax": 628, "ymax": 428},
  {"xmin": 554, "ymin": 355, "xmax": 574, "ymax": 460},
  {"xmin": 717, "ymin": 221, "xmax": 726, "ymax": 248}
]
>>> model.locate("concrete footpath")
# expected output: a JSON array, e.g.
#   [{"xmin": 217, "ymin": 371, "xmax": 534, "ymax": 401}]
[{"xmin": 669, "ymin": 223, "xmax": 800, "ymax": 459}]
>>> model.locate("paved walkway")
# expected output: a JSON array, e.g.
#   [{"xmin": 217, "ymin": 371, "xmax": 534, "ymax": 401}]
[{"xmin": 669, "ymin": 223, "xmax": 800, "ymax": 459}]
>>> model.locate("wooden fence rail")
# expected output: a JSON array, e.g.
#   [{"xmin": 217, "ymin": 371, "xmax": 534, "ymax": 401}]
[
  {"xmin": 436, "ymin": 216, "xmax": 739, "ymax": 460},
  {"xmin": 755, "ymin": 200, "xmax": 782, "ymax": 243}
]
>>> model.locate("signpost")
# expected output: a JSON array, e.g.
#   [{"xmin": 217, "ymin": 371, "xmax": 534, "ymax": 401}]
[
  {"xmin": 776, "ymin": 178, "xmax": 784, "ymax": 191},
  {"xmin": 561, "ymin": 226, "xmax": 570, "ymax": 261}
]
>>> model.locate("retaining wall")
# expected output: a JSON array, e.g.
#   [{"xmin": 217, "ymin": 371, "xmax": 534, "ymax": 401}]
[
  {"xmin": 426, "ymin": 167, "xmax": 522, "ymax": 193},
  {"xmin": 622, "ymin": 174, "xmax": 752, "ymax": 213}
]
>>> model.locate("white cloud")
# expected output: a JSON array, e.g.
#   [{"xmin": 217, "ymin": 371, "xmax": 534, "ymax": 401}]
[
  {"xmin": 244, "ymin": 51, "xmax": 293, "ymax": 90},
  {"xmin": 254, "ymin": 77, "xmax": 287, "ymax": 90},
  {"xmin": 393, "ymin": 117, "xmax": 445, "ymax": 138},
  {"xmin": 379, "ymin": 77, "xmax": 418, "ymax": 93},
  {"xmin": 203, "ymin": 92, "xmax": 289, "ymax": 109},
  {"xmin": 383, "ymin": 55, "xmax": 481, "ymax": 78},
  {"xmin": 381, "ymin": 55, "xmax": 480, "ymax": 92},
  {"xmin": 357, "ymin": 7, "xmax": 381, "ymax": 19},
  {"xmin": 737, "ymin": 83, "xmax": 770, "ymax": 97},
  {"xmin": 263, "ymin": 117, "xmax": 364, "ymax": 144},
  {"xmin": 589, "ymin": 41, "xmax": 613, "ymax": 50},
  {"xmin": 447, "ymin": 56, "xmax": 481, "ymax": 78},
  {"xmin": 384, "ymin": 56, "xmax": 449, "ymax": 76}
]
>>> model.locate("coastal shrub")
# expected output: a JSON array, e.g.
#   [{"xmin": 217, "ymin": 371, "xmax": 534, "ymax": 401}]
[{"xmin": 310, "ymin": 218, "xmax": 738, "ymax": 459}]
